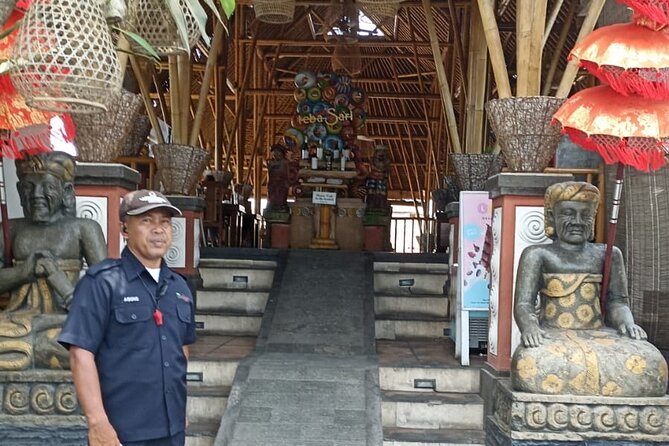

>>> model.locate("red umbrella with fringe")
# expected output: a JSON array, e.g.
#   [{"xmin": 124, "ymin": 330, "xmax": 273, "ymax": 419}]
[
  {"xmin": 0, "ymin": 1, "xmax": 75, "ymax": 266},
  {"xmin": 617, "ymin": 0, "xmax": 669, "ymax": 26},
  {"xmin": 553, "ymin": 85, "xmax": 669, "ymax": 315}
]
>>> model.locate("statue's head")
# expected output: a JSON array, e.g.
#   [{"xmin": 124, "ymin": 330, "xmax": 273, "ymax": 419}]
[
  {"xmin": 544, "ymin": 181, "xmax": 599, "ymax": 243},
  {"xmin": 15, "ymin": 151, "xmax": 76, "ymax": 223},
  {"xmin": 271, "ymin": 144, "xmax": 287, "ymax": 160}
]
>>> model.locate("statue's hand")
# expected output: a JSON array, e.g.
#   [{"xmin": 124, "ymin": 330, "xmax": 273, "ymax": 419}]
[
  {"xmin": 521, "ymin": 326, "xmax": 550, "ymax": 348},
  {"xmin": 35, "ymin": 256, "xmax": 58, "ymax": 277},
  {"xmin": 19, "ymin": 252, "xmax": 39, "ymax": 281},
  {"xmin": 619, "ymin": 323, "xmax": 648, "ymax": 340}
]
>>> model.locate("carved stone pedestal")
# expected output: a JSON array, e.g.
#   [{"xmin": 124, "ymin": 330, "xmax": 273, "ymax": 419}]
[
  {"xmin": 486, "ymin": 380, "xmax": 669, "ymax": 445},
  {"xmin": 0, "ymin": 370, "xmax": 86, "ymax": 445}
]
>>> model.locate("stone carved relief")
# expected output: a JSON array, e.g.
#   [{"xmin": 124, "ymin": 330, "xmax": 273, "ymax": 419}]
[
  {"xmin": 193, "ymin": 218, "xmax": 200, "ymax": 267},
  {"xmin": 1, "ymin": 382, "xmax": 78, "ymax": 415},
  {"xmin": 75, "ymin": 196, "xmax": 108, "ymax": 243},
  {"xmin": 488, "ymin": 207, "xmax": 502, "ymax": 356},
  {"xmin": 166, "ymin": 216, "xmax": 186, "ymax": 268},
  {"xmin": 291, "ymin": 206, "xmax": 314, "ymax": 217}
]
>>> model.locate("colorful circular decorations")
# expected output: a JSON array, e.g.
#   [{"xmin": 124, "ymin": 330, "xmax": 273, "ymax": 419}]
[
  {"xmin": 336, "ymin": 75, "xmax": 352, "ymax": 94},
  {"xmin": 323, "ymin": 134, "xmax": 344, "ymax": 151},
  {"xmin": 353, "ymin": 108, "xmax": 367, "ymax": 129},
  {"xmin": 283, "ymin": 127, "xmax": 304, "ymax": 148},
  {"xmin": 295, "ymin": 70, "xmax": 316, "ymax": 89},
  {"xmin": 306, "ymin": 123, "xmax": 328, "ymax": 142},
  {"xmin": 341, "ymin": 125, "xmax": 355, "ymax": 142},
  {"xmin": 333, "ymin": 93, "xmax": 349, "ymax": 107},
  {"xmin": 327, "ymin": 120, "xmax": 343, "ymax": 134},
  {"xmin": 294, "ymin": 89, "xmax": 307, "ymax": 101},
  {"xmin": 317, "ymin": 71, "xmax": 337, "ymax": 85},
  {"xmin": 306, "ymin": 87, "xmax": 321, "ymax": 102},
  {"xmin": 322, "ymin": 86, "xmax": 337, "ymax": 101},
  {"xmin": 311, "ymin": 101, "xmax": 328, "ymax": 115},
  {"xmin": 297, "ymin": 100, "xmax": 312, "ymax": 116},
  {"xmin": 350, "ymin": 88, "xmax": 365, "ymax": 106}
]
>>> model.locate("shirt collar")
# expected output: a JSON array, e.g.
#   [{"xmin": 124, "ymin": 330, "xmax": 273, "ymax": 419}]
[{"xmin": 121, "ymin": 247, "xmax": 175, "ymax": 282}]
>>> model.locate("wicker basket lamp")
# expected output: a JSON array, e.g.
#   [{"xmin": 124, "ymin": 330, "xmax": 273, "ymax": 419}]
[
  {"xmin": 10, "ymin": 0, "xmax": 123, "ymax": 114},
  {"xmin": 153, "ymin": 143, "xmax": 210, "ymax": 195},
  {"xmin": 121, "ymin": 114, "xmax": 152, "ymax": 157},
  {"xmin": 125, "ymin": 0, "xmax": 200, "ymax": 55},
  {"xmin": 356, "ymin": 0, "xmax": 402, "ymax": 20},
  {"xmin": 485, "ymin": 96, "xmax": 566, "ymax": 172},
  {"xmin": 450, "ymin": 153, "xmax": 504, "ymax": 191},
  {"xmin": 252, "ymin": 0, "xmax": 295, "ymax": 24},
  {"xmin": 73, "ymin": 90, "xmax": 143, "ymax": 162}
]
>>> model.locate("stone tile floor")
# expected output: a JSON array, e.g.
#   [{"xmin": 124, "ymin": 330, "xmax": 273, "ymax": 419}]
[
  {"xmin": 190, "ymin": 334, "xmax": 256, "ymax": 361},
  {"xmin": 377, "ymin": 338, "xmax": 486, "ymax": 368}
]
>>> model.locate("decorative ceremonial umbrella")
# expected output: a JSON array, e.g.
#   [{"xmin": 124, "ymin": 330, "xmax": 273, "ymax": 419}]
[
  {"xmin": 617, "ymin": 0, "xmax": 669, "ymax": 26},
  {"xmin": 570, "ymin": 22, "xmax": 669, "ymax": 100},
  {"xmin": 0, "ymin": 2, "xmax": 74, "ymax": 266}
]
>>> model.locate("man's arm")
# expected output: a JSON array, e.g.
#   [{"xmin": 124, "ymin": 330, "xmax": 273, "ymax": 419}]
[{"xmin": 69, "ymin": 346, "xmax": 120, "ymax": 446}]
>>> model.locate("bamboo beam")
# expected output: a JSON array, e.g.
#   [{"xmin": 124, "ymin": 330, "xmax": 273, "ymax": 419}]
[
  {"xmin": 516, "ymin": 0, "xmax": 547, "ymax": 96},
  {"xmin": 239, "ymin": 38, "xmax": 448, "ymax": 48},
  {"xmin": 422, "ymin": 0, "xmax": 462, "ymax": 154},
  {"xmin": 168, "ymin": 55, "xmax": 181, "ymax": 143},
  {"xmin": 465, "ymin": 0, "xmax": 488, "ymax": 153},
  {"xmin": 447, "ymin": 0, "xmax": 467, "ymax": 100},
  {"xmin": 129, "ymin": 55, "xmax": 164, "ymax": 145},
  {"xmin": 556, "ymin": 0, "xmax": 606, "ymax": 98},
  {"xmin": 476, "ymin": 0, "xmax": 512, "ymax": 98},
  {"xmin": 215, "ymin": 19, "xmax": 230, "ymax": 171},
  {"xmin": 190, "ymin": 22, "xmax": 225, "ymax": 147},
  {"xmin": 177, "ymin": 54, "xmax": 192, "ymax": 145},
  {"xmin": 543, "ymin": 0, "xmax": 564, "ymax": 48},
  {"xmin": 542, "ymin": 0, "xmax": 577, "ymax": 95}
]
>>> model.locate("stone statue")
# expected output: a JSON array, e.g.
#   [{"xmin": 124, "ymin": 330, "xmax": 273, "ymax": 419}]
[
  {"xmin": 365, "ymin": 145, "xmax": 390, "ymax": 212},
  {"xmin": 512, "ymin": 181, "xmax": 667, "ymax": 397},
  {"xmin": 266, "ymin": 143, "xmax": 291, "ymax": 212},
  {"xmin": 0, "ymin": 152, "xmax": 107, "ymax": 370}
]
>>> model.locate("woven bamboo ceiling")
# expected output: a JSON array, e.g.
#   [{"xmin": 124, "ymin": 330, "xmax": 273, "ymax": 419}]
[{"xmin": 139, "ymin": 0, "xmax": 620, "ymax": 210}]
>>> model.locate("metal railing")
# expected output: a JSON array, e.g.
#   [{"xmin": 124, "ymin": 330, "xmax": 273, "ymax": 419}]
[{"xmin": 390, "ymin": 216, "xmax": 437, "ymax": 253}]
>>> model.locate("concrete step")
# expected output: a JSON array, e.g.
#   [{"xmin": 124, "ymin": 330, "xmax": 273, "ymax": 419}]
[
  {"xmin": 375, "ymin": 313, "xmax": 449, "ymax": 340},
  {"xmin": 195, "ymin": 311, "xmax": 263, "ymax": 336},
  {"xmin": 382, "ymin": 390, "xmax": 484, "ymax": 430},
  {"xmin": 375, "ymin": 294, "xmax": 449, "ymax": 318},
  {"xmin": 199, "ymin": 260, "xmax": 276, "ymax": 290},
  {"xmin": 374, "ymin": 262, "xmax": 448, "ymax": 295},
  {"xmin": 379, "ymin": 365, "xmax": 480, "ymax": 394},
  {"xmin": 187, "ymin": 359, "xmax": 240, "ymax": 387},
  {"xmin": 185, "ymin": 421, "xmax": 218, "ymax": 446},
  {"xmin": 383, "ymin": 426, "xmax": 486, "ymax": 445},
  {"xmin": 187, "ymin": 385, "xmax": 230, "ymax": 424},
  {"xmin": 197, "ymin": 288, "xmax": 270, "ymax": 313}
]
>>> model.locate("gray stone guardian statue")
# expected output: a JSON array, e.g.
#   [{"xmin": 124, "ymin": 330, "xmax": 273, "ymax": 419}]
[
  {"xmin": 0, "ymin": 152, "xmax": 107, "ymax": 370},
  {"xmin": 511, "ymin": 181, "xmax": 667, "ymax": 397}
]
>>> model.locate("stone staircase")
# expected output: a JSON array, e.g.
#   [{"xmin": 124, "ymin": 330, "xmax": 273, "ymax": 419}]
[
  {"xmin": 185, "ymin": 254, "xmax": 278, "ymax": 446},
  {"xmin": 373, "ymin": 255, "xmax": 486, "ymax": 445}
]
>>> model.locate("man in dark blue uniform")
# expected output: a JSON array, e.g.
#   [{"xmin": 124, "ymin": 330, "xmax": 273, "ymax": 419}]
[{"xmin": 59, "ymin": 189, "xmax": 197, "ymax": 446}]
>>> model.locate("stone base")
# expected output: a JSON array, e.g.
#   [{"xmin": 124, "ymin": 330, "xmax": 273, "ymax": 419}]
[
  {"xmin": 0, "ymin": 370, "xmax": 86, "ymax": 445},
  {"xmin": 264, "ymin": 209, "xmax": 291, "ymax": 223},
  {"xmin": 487, "ymin": 379, "xmax": 669, "ymax": 445}
]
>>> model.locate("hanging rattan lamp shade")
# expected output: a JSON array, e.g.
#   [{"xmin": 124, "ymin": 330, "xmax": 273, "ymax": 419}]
[
  {"xmin": 125, "ymin": 0, "xmax": 201, "ymax": 56},
  {"xmin": 252, "ymin": 0, "xmax": 295, "ymax": 24},
  {"xmin": 356, "ymin": 0, "xmax": 402, "ymax": 20},
  {"xmin": 10, "ymin": 0, "xmax": 123, "ymax": 114}
]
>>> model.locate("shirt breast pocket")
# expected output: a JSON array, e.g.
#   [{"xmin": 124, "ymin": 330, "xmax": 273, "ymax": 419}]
[{"xmin": 111, "ymin": 305, "xmax": 154, "ymax": 349}]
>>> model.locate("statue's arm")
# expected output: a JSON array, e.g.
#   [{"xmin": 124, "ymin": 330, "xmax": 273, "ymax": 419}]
[
  {"xmin": 514, "ymin": 246, "xmax": 547, "ymax": 347},
  {"xmin": 80, "ymin": 220, "xmax": 108, "ymax": 266},
  {"xmin": 606, "ymin": 246, "xmax": 647, "ymax": 340},
  {"xmin": 0, "ymin": 225, "xmax": 38, "ymax": 294}
]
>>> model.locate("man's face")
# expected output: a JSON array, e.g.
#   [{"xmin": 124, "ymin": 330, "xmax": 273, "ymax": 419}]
[
  {"xmin": 124, "ymin": 209, "xmax": 174, "ymax": 268},
  {"xmin": 17, "ymin": 173, "xmax": 65, "ymax": 224},
  {"xmin": 551, "ymin": 200, "xmax": 596, "ymax": 245}
]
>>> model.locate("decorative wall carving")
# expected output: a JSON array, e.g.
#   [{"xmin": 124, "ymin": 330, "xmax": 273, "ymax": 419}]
[
  {"xmin": 488, "ymin": 206, "xmax": 502, "ymax": 356},
  {"xmin": 0, "ymin": 382, "xmax": 79, "ymax": 415},
  {"xmin": 76, "ymin": 196, "xmax": 108, "ymax": 243},
  {"xmin": 166, "ymin": 216, "xmax": 186, "ymax": 268}
]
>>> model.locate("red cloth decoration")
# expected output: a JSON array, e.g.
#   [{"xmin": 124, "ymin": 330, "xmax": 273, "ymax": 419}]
[{"xmin": 618, "ymin": 0, "xmax": 669, "ymax": 26}]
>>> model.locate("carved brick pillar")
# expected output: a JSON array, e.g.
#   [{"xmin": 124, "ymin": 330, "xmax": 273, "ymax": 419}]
[
  {"xmin": 74, "ymin": 163, "xmax": 140, "ymax": 258},
  {"xmin": 485, "ymin": 173, "xmax": 573, "ymax": 372}
]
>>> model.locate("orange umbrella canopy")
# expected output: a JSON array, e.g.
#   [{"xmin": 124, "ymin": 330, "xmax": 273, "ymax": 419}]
[
  {"xmin": 570, "ymin": 22, "xmax": 669, "ymax": 99},
  {"xmin": 618, "ymin": 0, "xmax": 669, "ymax": 26},
  {"xmin": 553, "ymin": 85, "xmax": 669, "ymax": 172}
]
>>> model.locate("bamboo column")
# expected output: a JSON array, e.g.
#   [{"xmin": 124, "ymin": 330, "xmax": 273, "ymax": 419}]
[
  {"xmin": 168, "ymin": 55, "xmax": 182, "ymax": 143},
  {"xmin": 556, "ymin": 0, "xmax": 606, "ymax": 98},
  {"xmin": 129, "ymin": 55, "xmax": 165, "ymax": 144},
  {"xmin": 476, "ymin": 0, "xmax": 511, "ymax": 98},
  {"xmin": 516, "ymin": 0, "xmax": 547, "ymax": 96},
  {"xmin": 465, "ymin": 0, "xmax": 488, "ymax": 153},
  {"xmin": 542, "ymin": 0, "xmax": 577, "ymax": 95},
  {"xmin": 422, "ymin": 0, "xmax": 462, "ymax": 154},
  {"xmin": 543, "ymin": 0, "xmax": 564, "ymax": 47},
  {"xmin": 178, "ymin": 54, "xmax": 192, "ymax": 143}
]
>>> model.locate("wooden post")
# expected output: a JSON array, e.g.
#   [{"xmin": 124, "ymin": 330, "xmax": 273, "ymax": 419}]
[
  {"xmin": 556, "ymin": 0, "xmax": 606, "ymax": 98},
  {"xmin": 177, "ymin": 54, "xmax": 192, "ymax": 145},
  {"xmin": 422, "ymin": 0, "xmax": 463, "ymax": 154},
  {"xmin": 190, "ymin": 22, "xmax": 225, "ymax": 147},
  {"xmin": 476, "ymin": 0, "xmax": 512, "ymax": 98},
  {"xmin": 168, "ymin": 55, "xmax": 181, "ymax": 143},
  {"xmin": 543, "ymin": 0, "xmax": 565, "ymax": 48},
  {"xmin": 542, "ymin": 0, "xmax": 577, "ymax": 96},
  {"xmin": 516, "ymin": 0, "xmax": 547, "ymax": 96},
  {"xmin": 466, "ymin": 0, "xmax": 488, "ymax": 153}
]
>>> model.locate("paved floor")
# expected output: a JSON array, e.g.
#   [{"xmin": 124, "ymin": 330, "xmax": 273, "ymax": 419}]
[{"xmin": 214, "ymin": 250, "xmax": 382, "ymax": 446}]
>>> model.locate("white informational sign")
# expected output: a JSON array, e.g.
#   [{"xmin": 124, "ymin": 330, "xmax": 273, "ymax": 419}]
[{"xmin": 312, "ymin": 191, "xmax": 337, "ymax": 205}]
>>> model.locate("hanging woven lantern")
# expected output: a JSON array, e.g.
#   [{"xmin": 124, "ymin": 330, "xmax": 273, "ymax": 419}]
[
  {"xmin": 357, "ymin": 0, "xmax": 402, "ymax": 21},
  {"xmin": 125, "ymin": 0, "xmax": 201, "ymax": 56},
  {"xmin": 252, "ymin": 0, "xmax": 295, "ymax": 24},
  {"xmin": 486, "ymin": 96, "xmax": 565, "ymax": 172},
  {"xmin": 553, "ymin": 85, "xmax": 669, "ymax": 172},
  {"xmin": 570, "ymin": 22, "xmax": 669, "ymax": 100},
  {"xmin": 153, "ymin": 143, "xmax": 210, "ymax": 195},
  {"xmin": 10, "ymin": 0, "xmax": 123, "ymax": 114},
  {"xmin": 73, "ymin": 90, "xmax": 143, "ymax": 162}
]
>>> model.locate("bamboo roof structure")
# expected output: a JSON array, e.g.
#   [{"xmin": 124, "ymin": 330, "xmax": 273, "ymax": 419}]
[{"xmin": 135, "ymin": 0, "xmax": 620, "ymax": 214}]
